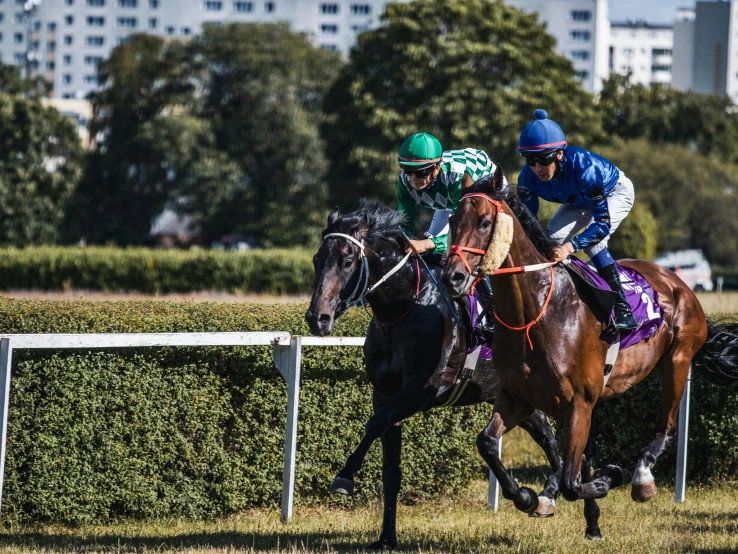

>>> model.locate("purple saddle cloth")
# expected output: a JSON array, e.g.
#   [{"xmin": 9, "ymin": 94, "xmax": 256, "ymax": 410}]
[
  {"xmin": 570, "ymin": 258, "xmax": 665, "ymax": 349},
  {"xmin": 467, "ymin": 292, "xmax": 493, "ymax": 359}
]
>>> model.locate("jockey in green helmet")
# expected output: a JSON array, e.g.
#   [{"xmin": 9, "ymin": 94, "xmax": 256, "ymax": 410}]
[{"xmin": 396, "ymin": 132, "xmax": 505, "ymax": 256}]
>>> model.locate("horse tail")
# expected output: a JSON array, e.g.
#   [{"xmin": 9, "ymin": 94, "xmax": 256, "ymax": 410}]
[{"xmin": 691, "ymin": 318, "xmax": 738, "ymax": 385}]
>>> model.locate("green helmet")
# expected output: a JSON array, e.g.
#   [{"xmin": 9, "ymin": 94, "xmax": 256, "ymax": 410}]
[{"xmin": 398, "ymin": 132, "xmax": 443, "ymax": 168}]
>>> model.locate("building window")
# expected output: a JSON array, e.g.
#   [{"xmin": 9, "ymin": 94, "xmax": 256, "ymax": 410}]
[
  {"xmin": 13, "ymin": 33, "xmax": 23, "ymax": 44},
  {"xmin": 652, "ymin": 48, "xmax": 672, "ymax": 56},
  {"xmin": 84, "ymin": 74, "xmax": 97, "ymax": 84},
  {"xmin": 651, "ymin": 64, "xmax": 672, "ymax": 72},
  {"xmin": 148, "ymin": 17, "xmax": 157, "ymax": 28},
  {"xmin": 320, "ymin": 44, "xmax": 337, "ymax": 52},
  {"xmin": 320, "ymin": 24, "xmax": 338, "ymax": 34},
  {"xmin": 15, "ymin": 13, "xmax": 24, "ymax": 24},
  {"xmin": 85, "ymin": 55, "xmax": 103, "ymax": 64},
  {"xmin": 205, "ymin": 0, "xmax": 223, "ymax": 9},
  {"xmin": 117, "ymin": 0, "xmax": 137, "ymax": 6},
  {"xmin": 264, "ymin": 1, "xmax": 274, "ymax": 12},
  {"xmin": 350, "ymin": 4, "xmax": 370, "ymax": 15},
  {"xmin": 149, "ymin": 0, "xmax": 159, "ymax": 6},
  {"xmin": 62, "ymin": 93, "xmax": 73, "ymax": 99},
  {"xmin": 63, "ymin": 55, "xmax": 72, "ymax": 65},
  {"xmin": 14, "ymin": 53, "xmax": 25, "ymax": 64},
  {"xmin": 117, "ymin": 36, "xmax": 129, "ymax": 46},
  {"xmin": 0, "ymin": 33, "xmax": 3, "ymax": 43},
  {"xmin": 351, "ymin": 24, "xmax": 368, "ymax": 33},
  {"xmin": 569, "ymin": 30, "xmax": 591, "ymax": 41},
  {"xmin": 63, "ymin": 74, "xmax": 72, "ymax": 85},
  {"xmin": 64, "ymin": 35, "xmax": 73, "ymax": 45},
  {"xmin": 65, "ymin": 15, "xmax": 74, "ymax": 25},
  {"xmin": 46, "ymin": 61, "xmax": 55, "ymax": 70},
  {"xmin": 117, "ymin": 17, "xmax": 137, "ymax": 28},
  {"xmin": 622, "ymin": 47, "xmax": 633, "ymax": 56},
  {"xmin": 87, "ymin": 16, "xmax": 105, "ymax": 26},
  {"xmin": 575, "ymin": 70, "xmax": 590, "ymax": 81},
  {"xmin": 31, "ymin": 39, "xmax": 40, "ymax": 49},
  {"xmin": 570, "ymin": 10, "xmax": 591, "ymax": 22},
  {"xmin": 166, "ymin": 25, "xmax": 175, "ymax": 35},
  {"xmin": 47, "ymin": 22, "xmax": 57, "ymax": 30},
  {"xmin": 320, "ymin": 3, "xmax": 338, "ymax": 14},
  {"xmin": 33, "ymin": 21, "xmax": 41, "ymax": 30},
  {"xmin": 87, "ymin": 0, "xmax": 105, "ymax": 5},
  {"xmin": 234, "ymin": 1, "xmax": 252, "ymax": 12},
  {"xmin": 86, "ymin": 36, "xmax": 105, "ymax": 46},
  {"xmin": 0, "ymin": 15, "xmax": 3, "ymax": 23},
  {"xmin": 65, "ymin": 0, "xmax": 74, "ymax": 4},
  {"xmin": 182, "ymin": 26, "xmax": 191, "ymax": 35},
  {"xmin": 48, "ymin": 41, "xmax": 57, "ymax": 50},
  {"xmin": 571, "ymin": 50, "xmax": 590, "ymax": 61}
]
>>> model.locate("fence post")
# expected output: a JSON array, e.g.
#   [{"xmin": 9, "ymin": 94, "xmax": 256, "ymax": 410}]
[
  {"xmin": 0, "ymin": 338, "xmax": 13, "ymax": 513},
  {"xmin": 488, "ymin": 435, "xmax": 502, "ymax": 511},
  {"xmin": 675, "ymin": 368, "xmax": 691, "ymax": 503},
  {"xmin": 276, "ymin": 336, "xmax": 302, "ymax": 522}
]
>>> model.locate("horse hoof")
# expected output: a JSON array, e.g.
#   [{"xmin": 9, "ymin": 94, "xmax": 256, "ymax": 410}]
[
  {"xmin": 586, "ymin": 533, "xmax": 604, "ymax": 541},
  {"xmin": 606, "ymin": 465, "xmax": 631, "ymax": 489},
  {"xmin": 528, "ymin": 496, "xmax": 555, "ymax": 518},
  {"xmin": 631, "ymin": 480, "xmax": 657, "ymax": 502},
  {"xmin": 329, "ymin": 476, "xmax": 354, "ymax": 496},
  {"xmin": 513, "ymin": 486, "xmax": 539, "ymax": 514},
  {"xmin": 367, "ymin": 538, "xmax": 397, "ymax": 550}
]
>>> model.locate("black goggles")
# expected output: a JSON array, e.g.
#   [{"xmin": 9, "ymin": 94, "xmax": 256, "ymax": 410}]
[
  {"xmin": 523, "ymin": 151, "xmax": 559, "ymax": 167},
  {"xmin": 402, "ymin": 165, "xmax": 436, "ymax": 178}
]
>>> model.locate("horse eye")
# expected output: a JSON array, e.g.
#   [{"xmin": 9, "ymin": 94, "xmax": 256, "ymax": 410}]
[
  {"xmin": 342, "ymin": 258, "xmax": 354, "ymax": 270},
  {"xmin": 480, "ymin": 219, "xmax": 492, "ymax": 230}
]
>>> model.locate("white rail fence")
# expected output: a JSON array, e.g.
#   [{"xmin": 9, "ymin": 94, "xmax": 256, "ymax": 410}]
[{"xmin": 0, "ymin": 333, "xmax": 692, "ymax": 521}]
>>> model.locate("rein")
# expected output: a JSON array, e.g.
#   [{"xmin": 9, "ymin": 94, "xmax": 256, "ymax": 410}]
[
  {"xmin": 322, "ymin": 232, "xmax": 416, "ymax": 324},
  {"xmin": 449, "ymin": 192, "xmax": 558, "ymax": 350}
]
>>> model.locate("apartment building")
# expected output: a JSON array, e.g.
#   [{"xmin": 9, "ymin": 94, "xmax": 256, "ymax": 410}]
[{"xmin": 609, "ymin": 21, "xmax": 673, "ymax": 87}]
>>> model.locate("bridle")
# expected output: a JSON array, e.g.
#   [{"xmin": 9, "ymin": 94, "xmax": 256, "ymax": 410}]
[
  {"xmin": 448, "ymin": 192, "xmax": 558, "ymax": 349},
  {"xmin": 322, "ymin": 232, "xmax": 416, "ymax": 320}
]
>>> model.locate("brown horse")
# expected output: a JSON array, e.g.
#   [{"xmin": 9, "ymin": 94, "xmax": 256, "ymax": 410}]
[{"xmin": 442, "ymin": 166, "xmax": 738, "ymax": 539}]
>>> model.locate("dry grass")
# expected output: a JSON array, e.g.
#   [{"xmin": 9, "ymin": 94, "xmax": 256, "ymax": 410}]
[
  {"xmin": 1, "ymin": 429, "xmax": 736, "ymax": 553},
  {"xmin": 696, "ymin": 292, "xmax": 738, "ymax": 316}
]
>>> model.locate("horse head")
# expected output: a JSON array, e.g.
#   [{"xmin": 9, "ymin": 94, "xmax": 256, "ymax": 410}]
[
  {"xmin": 305, "ymin": 202, "xmax": 409, "ymax": 336},
  {"xmin": 443, "ymin": 164, "xmax": 514, "ymax": 297}
]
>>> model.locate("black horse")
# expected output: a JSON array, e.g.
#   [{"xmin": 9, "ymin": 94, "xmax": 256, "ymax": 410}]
[{"xmin": 305, "ymin": 201, "xmax": 561, "ymax": 550}]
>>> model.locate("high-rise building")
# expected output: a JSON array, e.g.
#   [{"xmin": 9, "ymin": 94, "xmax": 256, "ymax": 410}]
[
  {"xmin": 505, "ymin": 0, "xmax": 610, "ymax": 93},
  {"xmin": 0, "ymin": 0, "xmax": 609, "ymax": 99},
  {"xmin": 608, "ymin": 21, "xmax": 673, "ymax": 87},
  {"xmin": 689, "ymin": 0, "xmax": 738, "ymax": 100},
  {"xmin": 671, "ymin": 8, "xmax": 695, "ymax": 92}
]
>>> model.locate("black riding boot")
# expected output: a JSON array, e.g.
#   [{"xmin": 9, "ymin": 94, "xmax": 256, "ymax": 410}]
[
  {"xmin": 597, "ymin": 263, "xmax": 638, "ymax": 331},
  {"xmin": 474, "ymin": 277, "xmax": 495, "ymax": 332}
]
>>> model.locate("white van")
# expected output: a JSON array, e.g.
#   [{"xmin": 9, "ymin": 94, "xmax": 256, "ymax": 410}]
[{"xmin": 653, "ymin": 249, "xmax": 714, "ymax": 292}]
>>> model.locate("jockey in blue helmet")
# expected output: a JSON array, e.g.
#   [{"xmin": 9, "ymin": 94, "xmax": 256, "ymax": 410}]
[{"xmin": 517, "ymin": 109, "xmax": 638, "ymax": 331}]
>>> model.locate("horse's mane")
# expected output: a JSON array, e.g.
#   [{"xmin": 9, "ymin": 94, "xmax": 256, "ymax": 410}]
[
  {"xmin": 323, "ymin": 200, "xmax": 408, "ymax": 253},
  {"xmin": 467, "ymin": 175, "xmax": 558, "ymax": 259}
]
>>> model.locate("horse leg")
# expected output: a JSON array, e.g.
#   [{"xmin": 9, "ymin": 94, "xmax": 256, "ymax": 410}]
[
  {"xmin": 330, "ymin": 371, "xmax": 436, "ymax": 495},
  {"xmin": 518, "ymin": 409, "xmax": 561, "ymax": 518},
  {"xmin": 559, "ymin": 400, "xmax": 613, "ymax": 507},
  {"xmin": 631, "ymin": 352, "xmax": 690, "ymax": 502},
  {"xmin": 581, "ymin": 428, "xmax": 603, "ymax": 540},
  {"xmin": 366, "ymin": 419, "xmax": 402, "ymax": 550},
  {"xmin": 476, "ymin": 388, "xmax": 539, "ymax": 513}
]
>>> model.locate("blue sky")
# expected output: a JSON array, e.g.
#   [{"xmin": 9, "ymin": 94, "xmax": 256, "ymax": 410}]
[{"xmin": 610, "ymin": 0, "xmax": 696, "ymax": 24}]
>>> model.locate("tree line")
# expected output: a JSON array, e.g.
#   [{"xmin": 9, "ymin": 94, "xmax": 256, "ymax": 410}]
[{"xmin": 1, "ymin": 0, "xmax": 737, "ymax": 268}]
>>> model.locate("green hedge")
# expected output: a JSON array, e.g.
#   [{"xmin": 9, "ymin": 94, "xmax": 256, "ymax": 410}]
[
  {"xmin": 0, "ymin": 247, "xmax": 315, "ymax": 294},
  {"xmin": 0, "ymin": 299, "xmax": 491, "ymax": 524}
]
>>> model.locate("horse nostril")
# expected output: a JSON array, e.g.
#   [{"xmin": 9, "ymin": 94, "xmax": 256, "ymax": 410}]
[
  {"xmin": 450, "ymin": 272, "xmax": 466, "ymax": 285},
  {"xmin": 318, "ymin": 313, "xmax": 331, "ymax": 325}
]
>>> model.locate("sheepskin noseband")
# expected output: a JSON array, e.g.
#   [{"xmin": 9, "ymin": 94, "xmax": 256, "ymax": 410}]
[{"xmin": 479, "ymin": 211, "xmax": 513, "ymax": 275}]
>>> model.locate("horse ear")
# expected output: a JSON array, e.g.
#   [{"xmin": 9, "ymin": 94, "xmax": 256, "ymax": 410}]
[
  {"xmin": 491, "ymin": 164, "xmax": 507, "ymax": 192},
  {"xmin": 327, "ymin": 208, "xmax": 339, "ymax": 227}
]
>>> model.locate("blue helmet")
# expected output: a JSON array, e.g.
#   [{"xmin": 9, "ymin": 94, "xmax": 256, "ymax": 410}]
[{"xmin": 518, "ymin": 109, "xmax": 567, "ymax": 154}]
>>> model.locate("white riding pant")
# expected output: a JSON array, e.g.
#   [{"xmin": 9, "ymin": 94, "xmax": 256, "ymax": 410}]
[
  {"xmin": 425, "ymin": 209, "xmax": 452, "ymax": 238},
  {"xmin": 547, "ymin": 173, "xmax": 635, "ymax": 258}
]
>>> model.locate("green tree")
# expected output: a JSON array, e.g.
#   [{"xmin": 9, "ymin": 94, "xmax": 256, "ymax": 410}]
[
  {"xmin": 608, "ymin": 202, "xmax": 658, "ymax": 261},
  {"xmin": 598, "ymin": 139, "xmax": 738, "ymax": 267},
  {"xmin": 180, "ymin": 23, "xmax": 342, "ymax": 247},
  {"xmin": 322, "ymin": 0, "xmax": 604, "ymax": 210},
  {"xmin": 598, "ymin": 73, "xmax": 738, "ymax": 161},
  {"xmin": 0, "ymin": 65, "xmax": 84, "ymax": 246}
]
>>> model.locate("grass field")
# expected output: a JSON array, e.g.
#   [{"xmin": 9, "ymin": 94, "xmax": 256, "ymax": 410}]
[{"xmin": 1, "ymin": 427, "xmax": 736, "ymax": 553}]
